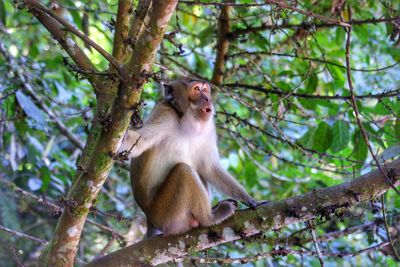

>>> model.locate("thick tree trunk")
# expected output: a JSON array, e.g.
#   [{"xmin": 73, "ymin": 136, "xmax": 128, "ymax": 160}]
[{"xmin": 25, "ymin": 1, "xmax": 179, "ymax": 266}]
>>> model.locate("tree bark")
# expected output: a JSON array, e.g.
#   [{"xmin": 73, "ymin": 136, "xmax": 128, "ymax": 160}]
[
  {"xmin": 211, "ymin": 0, "xmax": 232, "ymax": 86},
  {"xmin": 86, "ymin": 159, "xmax": 400, "ymax": 266},
  {"xmin": 26, "ymin": 0, "xmax": 179, "ymax": 266}
]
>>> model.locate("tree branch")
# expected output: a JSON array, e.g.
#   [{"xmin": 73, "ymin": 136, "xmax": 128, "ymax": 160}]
[
  {"xmin": 38, "ymin": 1, "xmax": 178, "ymax": 265},
  {"xmin": 24, "ymin": 0, "xmax": 121, "ymax": 74},
  {"xmin": 127, "ymin": 0, "xmax": 152, "ymax": 54},
  {"xmin": 112, "ymin": 0, "xmax": 133, "ymax": 62},
  {"xmin": 228, "ymin": 16, "xmax": 400, "ymax": 39},
  {"xmin": 18, "ymin": 0, "xmax": 99, "ymax": 86},
  {"xmin": 0, "ymin": 39, "xmax": 85, "ymax": 150},
  {"xmin": 343, "ymin": 13, "xmax": 400, "ymax": 258},
  {"xmin": 266, "ymin": 0, "xmax": 349, "ymax": 27},
  {"xmin": 181, "ymin": 0, "xmax": 349, "ymax": 27},
  {"xmin": 185, "ymin": 241, "xmax": 394, "ymax": 264},
  {"xmin": 0, "ymin": 225, "xmax": 47, "ymax": 245},
  {"xmin": 228, "ymin": 51, "xmax": 400, "ymax": 73},
  {"xmin": 86, "ymin": 159, "xmax": 400, "ymax": 267},
  {"xmin": 223, "ymin": 83, "xmax": 400, "ymax": 100},
  {"xmin": 0, "ymin": 177, "xmax": 124, "ymax": 240},
  {"xmin": 211, "ymin": 0, "xmax": 232, "ymax": 86}
]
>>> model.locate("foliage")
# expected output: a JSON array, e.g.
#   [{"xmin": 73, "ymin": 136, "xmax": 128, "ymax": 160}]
[{"xmin": 0, "ymin": 0, "xmax": 399, "ymax": 266}]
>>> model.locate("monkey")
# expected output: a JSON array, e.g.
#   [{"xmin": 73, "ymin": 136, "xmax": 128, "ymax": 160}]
[{"xmin": 120, "ymin": 79, "xmax": 264, "ymax": 237}]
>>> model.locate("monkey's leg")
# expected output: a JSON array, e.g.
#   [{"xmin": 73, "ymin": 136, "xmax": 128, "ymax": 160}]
[
  {"xmin": 151, "ymin": 162, "xmax": 210, "ymax": 235},
  {"xmin": 151, "ymin": 163, "xmax": 237, "ymax": 235}
]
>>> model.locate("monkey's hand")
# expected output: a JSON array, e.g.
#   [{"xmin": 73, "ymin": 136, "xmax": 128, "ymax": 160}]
[{"xmin": 245, "ymin": 199, "xmax": 269, "ymax": 210}]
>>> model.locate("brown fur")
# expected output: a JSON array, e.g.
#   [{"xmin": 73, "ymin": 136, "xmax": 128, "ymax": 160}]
[{"xmin": 121, "ymin": 80, "xmax": 262, "ymax": 237}]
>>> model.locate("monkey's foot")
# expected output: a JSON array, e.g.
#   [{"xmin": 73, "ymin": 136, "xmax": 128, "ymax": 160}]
[{"xmin": 211, "ymin": 199, "xmax": 238, "ymax": 225}]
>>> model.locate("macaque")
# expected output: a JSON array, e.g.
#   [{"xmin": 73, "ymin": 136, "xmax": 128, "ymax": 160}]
[{"xmin": 120, "ymin": 79, "xmax": 263, "ymax": 237}]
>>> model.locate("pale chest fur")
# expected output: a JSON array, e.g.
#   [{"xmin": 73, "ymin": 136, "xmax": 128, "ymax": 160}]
[{"xmin": 139, "ymin": 114, "xmax": 217, "ymax": 199}]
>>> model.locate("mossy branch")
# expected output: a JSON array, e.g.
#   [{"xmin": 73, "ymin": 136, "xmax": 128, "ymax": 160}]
[{"xmin": 87, "ymin": 159, "xmax": 400, "ymax": 266}]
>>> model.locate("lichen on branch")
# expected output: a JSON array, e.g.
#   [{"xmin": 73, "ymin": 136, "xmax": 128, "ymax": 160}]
[{"xmin": 87, "ymin": 159, "xmax": 400, "ymax": 267}]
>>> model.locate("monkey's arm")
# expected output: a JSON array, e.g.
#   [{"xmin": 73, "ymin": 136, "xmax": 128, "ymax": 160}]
[
  {"xmin": 119, "ymin": 129, "xmax": 143, "ymax": 157},
  {"xmin": 201, "ymin": 164, "xmax": 259, "ymax": 209},
  {"xmin": 119, "ymin": 104, "xmax": 177, "ymax": 157}
]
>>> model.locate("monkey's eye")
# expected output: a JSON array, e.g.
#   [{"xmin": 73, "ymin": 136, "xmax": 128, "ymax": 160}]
[{"xmin": 194, "ymin": 86, "xmax": 200, "ymax": 91}]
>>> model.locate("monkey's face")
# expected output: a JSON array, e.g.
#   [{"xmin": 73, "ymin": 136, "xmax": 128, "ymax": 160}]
[
  {"xmin": 164, "ymin": 80, "xmax": 213, "ymax": 121},
  {"xmin": 187, "ymin": 82, "xmax": 213, "ymax": 121}
]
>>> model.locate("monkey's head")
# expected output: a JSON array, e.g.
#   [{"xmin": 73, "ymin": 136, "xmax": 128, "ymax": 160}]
[{"xmin": 163, "ymin": 79, "xmax": 213, "ymax": 121}]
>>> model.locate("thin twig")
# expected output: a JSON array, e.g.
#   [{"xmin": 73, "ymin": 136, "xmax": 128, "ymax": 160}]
[
  {"xmin": 228, "ymin": 51, "xmax": 400, "ymax": 73},
  {"xmin": 228, "ymin": 16, "xmax": 400, "ymax": 38},
  {"xmin": 24, "ymin": 0, "xmax": 122, "ymax": 74},
  {"xmin": 343, "ymin": 10, "xmax": 400, "ymax": 260},
  {"xmin": 0, "ymin": 39, "xmax": 85, "ymax": 150},
  {"xmin": 308, "ymin": 221, "xmax": 325, "ymax": 267},
  {"xmin": 179, "ymin": 1, "xmax": 271, "ymax": 7},
  {"xmin": 93, "ymin": 236, "xmax": 117, "ymax": 259},
  {"xmin": 0, "ymin": 225, "xmax": 47, "ymax": 244},
  {"xmin": 224, "ymin": 83, "xmax": 400, "ymax": 100},
  {"xmin": 381, "ymin": 195, "xmax": 400, "ymax": 259},
  {"xmin": 343, "ymin": 10, "xmax": 400, "ymax": 196},
  {"xmin": 180, "ymin": 1, "xmax": 349, "ymax": 27},
  {"xmin": 0, "ymin": 177, "xmax": 124, "ymax": 240},
  {"xmin": 9, "ymin": 246, "xmax": 26, "ymax": 267},
  {"xmin": 266, "ymin": 0, "xmax": 350, "ymax": 27}
]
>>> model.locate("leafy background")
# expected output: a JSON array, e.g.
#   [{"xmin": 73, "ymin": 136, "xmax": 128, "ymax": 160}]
[{"xmin": 0, "ymin": 0, "xmax": 400, "ymax": 266}]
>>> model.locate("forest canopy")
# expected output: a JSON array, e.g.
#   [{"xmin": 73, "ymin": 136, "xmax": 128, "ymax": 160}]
[{"xmin": 0, "ymin": 0, "xmax": 399, "ymax": 266}]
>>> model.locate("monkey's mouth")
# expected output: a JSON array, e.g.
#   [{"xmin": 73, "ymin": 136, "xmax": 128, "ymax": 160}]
[{"xmin": 191, "ymin": 103, "xmax": 212, "ymax": 114}]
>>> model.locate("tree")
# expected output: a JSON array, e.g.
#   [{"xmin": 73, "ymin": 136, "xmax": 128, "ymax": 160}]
[{"xmin": 0, "ymin": 0, "xmax": 399, "ymax": 266}]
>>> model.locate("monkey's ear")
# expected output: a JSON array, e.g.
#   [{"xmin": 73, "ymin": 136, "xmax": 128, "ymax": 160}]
[{"xmin": 162, "ymin": 83, "xmax": 174, "ymax": 101}]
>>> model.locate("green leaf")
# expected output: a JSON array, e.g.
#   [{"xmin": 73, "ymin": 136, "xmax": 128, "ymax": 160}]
[
  {"xmin": 327, "ymin": 65, "xmax": 345, "ymax": 87},
  {"xmin": 197, "ymin": 26, "xmax": 214, "ymax": 47},
  {"xmin": 299, "ymin": 122, "xmax": 332, "ymax": 152},
  {"xmin": 395, "ymin": 119, "xmax": 400, "ymax": 139},
  {"xmin": 275, "ymin": 80, "xmax": 291, "ymax": 91},
  {"xmin": 0, "ymin": 187, "xmax": 20, "ymax": 230},
  {"xmin": 363, "ymin": 122, "xmax": 385, "ymax": 148},
  {"xmin": 334, "ymin": 27, "xmax": 345, "ymax": 44},
  {"xmin": 299, "ymin": 127, "xmax": 316, "ymax": 149},
  {"xmin": 277, "ymin": 70, "xmax": 294, "ymax": 76},
  {"xmin": 386, "ymin": 21, "xmax": 394, "ymax": 37},
  {"xmin": 305, "ymin": 73, "xmax": 318, "ymax": 93},
  {"xmin": 313, "ymin": 122, "xmax": 333, "ymax": 152},
  {"xmin": 29, "ymin": 44, "xmax": 40, "ymax": 58},
  {"xmin": 16, "ymin": 91, "xmax": 47, "ymax": 130},
  {"xmin": 330, "ymin": 120, "xmax": 350, "ymax": 153},
  {"xmin": 39, "ymin": 166, "xmax": 52, "ymax": 191},
  {"xmin": 354, "ymin": 24, "xmax": 369, "ymax": 43},
  {"xmin": 65, "ymin": 0, "xmax": 82, "ymax": 30},
  {"xmin": 251, "ymin": 32, "xmax": 268, "ymax": 50},
  {"xmin": 351, "ymin": 130, "xmax": 368, "ymax": 169},
  {"xmin": 3, "ymin": 94, "xmax": 15, "ymax": 118},
  {"xmin": 0, "ymin": 0, "xmax": 6, "ymax": 26},
  {"xmin": 298, "ymin": 98, "xmax": 317, "ymax": 110}
]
